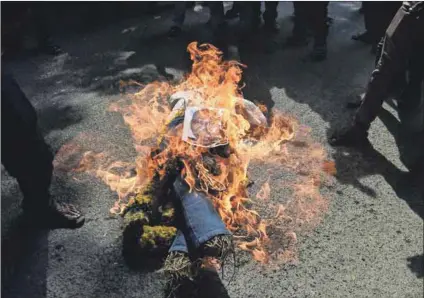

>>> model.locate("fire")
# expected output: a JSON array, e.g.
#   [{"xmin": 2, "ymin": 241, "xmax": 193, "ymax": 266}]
[{"xmin": 72, "ymin": 42, "xmax": 334, "ymax": 264}]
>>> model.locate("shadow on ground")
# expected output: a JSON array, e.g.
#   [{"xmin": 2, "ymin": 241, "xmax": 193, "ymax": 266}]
[
  {"xmin": 1, "ymin": 210, "xmax": 49, "ymax": 298},
  {"xmin": 407, "ymin": 254, "xmax": 424, "ymax": 279},
  {"xmin": 37, "ymin": 105, "xmax": 84, "ymax": 135}
]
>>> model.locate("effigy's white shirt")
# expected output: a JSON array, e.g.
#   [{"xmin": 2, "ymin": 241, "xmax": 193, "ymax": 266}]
[{"xmin": 167, "ymin": 90, "xmax": 267, "ymax": 127}]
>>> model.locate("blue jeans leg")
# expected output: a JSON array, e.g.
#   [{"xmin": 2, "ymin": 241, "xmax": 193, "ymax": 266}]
[
  {"xmin": 173, "ymin": 176, "xmax": 231, "ymax": 249},
  {"xmin": 169, "ymin": 230, "xmax": 189, "ymax": 253}
]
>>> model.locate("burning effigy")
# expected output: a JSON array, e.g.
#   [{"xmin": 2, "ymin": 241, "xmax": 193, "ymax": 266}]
[
  {"xmin": 120, "ymin": 88, "xmax": 272, "ymax": 290},
  {"xmin": 72, "ymin": 42, "xmax": 334, "ymax": 295}
]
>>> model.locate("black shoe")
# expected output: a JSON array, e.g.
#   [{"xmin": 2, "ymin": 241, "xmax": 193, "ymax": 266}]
[
  {"xmin": 168, "ymin": 26, "xmax": 182, "ymax": 38},
  {"xmin": 25, "ymin": 201, "xmax": 85, "ymax": 230},
  {"xmin": 310, "ymin": 44, "xmax": 327, "ymax": 62},
  {"xmin": 329, "ymin": 124, "xmax": 369, "ymax": 147},
  {"xmin": 351, "ymin": 31, "xmax": 374, "ymax": 44},
  {"xmin": 225, "ymin": 8, "xmax": 239, "ymax": 20}
]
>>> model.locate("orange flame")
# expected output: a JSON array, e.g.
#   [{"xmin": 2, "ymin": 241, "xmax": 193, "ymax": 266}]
[{"xmin": 69, "ymin": 42, "xmax": 333, "ymax": 264}]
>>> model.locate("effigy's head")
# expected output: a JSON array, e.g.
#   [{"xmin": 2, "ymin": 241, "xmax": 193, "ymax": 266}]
[{"xmin": 183, "ymin": 107, "xmax": 229, "ymax": 148}]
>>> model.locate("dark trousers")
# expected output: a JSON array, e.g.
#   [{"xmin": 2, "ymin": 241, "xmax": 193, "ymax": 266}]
[
  {"xmin": 362, "ymin": 1, "xmax": 402, "ymax": 43},
  {"xmin": 236, "ymin": 1, "xmax": 279, "ymax": 38},
  {"xmin": 356, "ymin": 3, "xmax": 424, "ymax": 129},
  {"xmin": 355, "ymin": 2, "xmax": 424, "ymax": 168},
  {"xmin": 292, "ymin": 1, "xmax": 329, "ymax": 46},
  {"xmin": 250, "ymin": 1, "xmax": 279, "ymax": 24},
  {"xmin": 1, "ymin": 2, "xmax": 52, "ymax": 51},
  {"xmin": 397, "ymin": 54, "xmax": 424, "ymax": 169},
  {"xmin": 172, "ymin": 2, "xmax": 190, "ymax": 27},
  {"xmin": 208, "ymin": 1, "xmax": 225, "ymax": 27},
  {"xmin": 1, "ymin": 72, "xmax": 53, "ymax": 212}
]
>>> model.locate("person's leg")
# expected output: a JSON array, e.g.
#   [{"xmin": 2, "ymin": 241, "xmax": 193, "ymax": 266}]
[
  {"xmin": 169, "ymin": 2, "xmax": 187, "ymax": 37},
  {"xmin": 355, "ymin": 7, "xmax": 420, "ymax": 130},
  {"xmin": 207, "ymin": 1, "xmax": 226, "ymax": 31},
  {"xmin": 285, "ymin": 2, "xmax": 309, "ymax": 47},
  {"xmin": 30, "ymin": 3, "xmax": 62, "ymax": 55},
  {"xmin": 1, "ymin": 129, "xmax": 53, "ymax": 213},
  {"xmin": 345, "ymin": 36, "xmax": 406, "ymax": 110},
  {"xmin": 172, "ymin": 2, "xmax": 187, "ymax": 27},
  {"xmin": 225, "ymin": 1, "xmax": 241, "ymax": 19},
  {"xmin": 237, "ymin": 2, "xmax": 260, "ymax": 41},
  {"xmin": 365, "ymin": 2, "xmax": 378, "ymax": 40},
  {"xmin": 397, "ymin": 51, "xmax": 424, "ymax": 170},
  {"xmin": 308, "ymin": 1, "xmax": 329, "ymax": 61},
  {"xmin": 263, "ymin": 1, "xmax": 279, "ymax": 33},
  {"xmin": 207, "ymin": 2, "xmax": 229, "ymax": 55},
  {"xmin": 352, "ymin": 2, "xmax": 375, "ymax": 44},
  {"xmin": 250, "ymin": 2, "xmax": 262, "ymax": 30},
  {"xmin": 1, "ymin": 72, "xmax": 84, "ymax": 229},
  {"xmin": 397, "ymin": 77, "xmax": 424, "ymax": 196},
  {"xmin": 1, "ymin": 72, "xmax": 51, "ymax": 212},
  {"xmin": 348, "ymin": 35, "xmax": 388, "ymax": 109},
  {"xmin": 367, "ymin": 2, "xmax": 402, "ymax": 53},
  {"xmin": 330, "ymin": 4, "xmax": 422, "ymax": 147},
  {"xmin": 372, "ymin": 2, "xmax": 402, "ymax": 45}
]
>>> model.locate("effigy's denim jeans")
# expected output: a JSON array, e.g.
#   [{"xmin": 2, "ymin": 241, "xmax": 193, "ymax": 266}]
[{"xmin": 169, "ymin": 176, "xmax": 230, "ymax": 255}]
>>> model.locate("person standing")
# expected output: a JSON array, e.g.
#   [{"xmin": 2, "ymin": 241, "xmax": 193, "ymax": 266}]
[
  {"xmin": 251, "ymin": 2, "xmax": 280, "ymax": 33},
  {"xmin": 285, "ymin": 1, "xmax": 330, "ymax": 62},
  {"xmin": 330, "ymin": 2, "xmax": 424, "ymax": 178},
  {"xmin": 1, "ymin": 68, "xmax": 85, "ymax": 229},
  {"xmin": 352, "ymin": 1, "xmax": 402, "ymax": 53},
  {"xmin": 168, "ymin": 2, "xmax": 190, "ymax": 37},
  {"xmin": 234, "ymin": 2, "xmax": 280, "ymax": 33},
  {"xmin": 1, "ymin": 2, "xmax": 62, "ymax": 57},
  {"xmin": 29, "ymin": 2, "xmax": 63, "ymax": 55},
  {"xmin": 225, "ymin": 1, "xmax": 242, "ymax": 19}
]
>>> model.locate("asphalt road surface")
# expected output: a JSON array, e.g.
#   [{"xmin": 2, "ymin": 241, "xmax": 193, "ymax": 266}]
[{"xmin": 2, "ymin": 2, "xmax": 423, "ymax": 298}]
